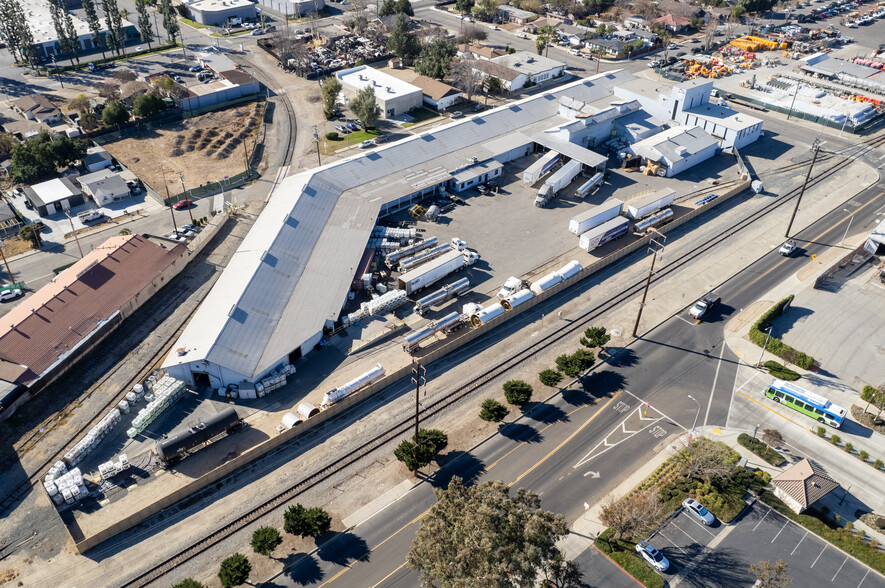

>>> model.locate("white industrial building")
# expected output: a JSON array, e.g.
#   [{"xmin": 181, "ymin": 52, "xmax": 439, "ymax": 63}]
[
  {"xmin": 629, "ymin": 126, "xmax": 720, "ymax": 177},
  {"xmin": 256, "ymin": 0, "xmax": 326, "ymax": 19},
  {"xmin": 336, "ymin": 66, "xmax": 423, "ymax": 118},
  {"xmin": 614, "ymin": 78, "xmax": 763, "ymax": 150},
  {"xmin": 187, "ymin": 0, "xmax": 257, "ymax": 26},
  {"xmin": 162, "ymin": 69, "xmax": 762, "ymax": 390},
  {"xmin": 471, "ymin": 51, "xmax": 567, "ymax": 92}
]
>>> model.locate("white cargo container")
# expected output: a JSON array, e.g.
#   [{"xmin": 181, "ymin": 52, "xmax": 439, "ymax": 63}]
[
  {"xmin": 546, "ymin": 159, "xmax": 582, "ymax": 193},
  {"xmin": 501, "ymin": 289, "xmax": 533, "ymax": 311},
  {"xmin": 579, "ymin": 217, "xmax": 630, "ymax": 251},
  {"xmin": 470, "ymin": 303, "xmax": 505, "ymax": 327},
  {"xmin": 522, "ymin": 151, "xmax": 560, "ymax": 184},
  {"xmin": 530, "ymin": 272, "xmax": 563, "ymax": 295},
  {"xmin": 397, "ymin": 250, "xmax": 479, "ymax": 294},
  {"xmin": 624, "ymin": 188, "xmax": 676, "ymax": 220},
  {"xmin": 557, "ymin": 260, "xmax": 583, "ymax": 280},
  {"xmin": 322, "ymin": 364, "xmax": 386, "ymax": 407},
  {"xmin": 569, "ymin": 198, "xmax": 624, "ymax": 234},
  {"xmin": 575, "ymin": 172, "xmax": 605, "ymax": 199}
]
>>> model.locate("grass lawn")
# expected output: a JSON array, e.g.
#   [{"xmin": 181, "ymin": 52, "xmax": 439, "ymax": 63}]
[
  {"xmin": 594, "ymin": 529, "xmax": 665, "ymax": 588},
  {"xmin": 178, "ymin": 17, "xmax": 211, "ymax": 29},
  {"xmin": 322, "ymin": 128, "xmax": 383, "ymax": 154},
  {"xmin": 760, "ymin": 490, "xmax": 885, "ymax": 575},
  {"xmin": 737, "ymin": 433, "xmax": 788, "ymax": 466},
  {"xmin": 402, "ymin": 107, "xmax": 440, "ymax": 127}
]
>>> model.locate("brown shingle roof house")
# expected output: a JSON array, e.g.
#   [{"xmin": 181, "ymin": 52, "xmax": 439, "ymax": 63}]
[{"xmin": 771, "ymin": 458, "xmax": 840, "ymax": 513}]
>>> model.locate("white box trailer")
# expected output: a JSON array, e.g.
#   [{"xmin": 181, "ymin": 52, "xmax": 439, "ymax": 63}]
[
  {"xmin": 545, "ymin": 159, "xmax": 583, "ymax": 194},
  {"xmin": 522, "ymin": 151, "xmax": 560, "ymax": 184},
  {"xmin": 568, "ymin": 198, "xmax": 624, "ymax": 235},
  {"xmin": 624, "ymin": 188, "xmax": 676, "ymax": 220},
  {"xmin": 579, "ymin": 217, "xmax": 630, "ymax": 251},
  {"xmin": 397, "ymin": 250, "xmax": 479, "ymax": 294}
]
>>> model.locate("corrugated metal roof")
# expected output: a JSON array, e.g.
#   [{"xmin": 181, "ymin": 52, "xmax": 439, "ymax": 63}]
[
  {"xmin": 531, "ymin": 132, "xmax": 608, "ymax": 168},
  {"xmin": 164, "ymin": 71, "xmax": 636, "ymax": 381},
  {"xmin": 772, "ymin": 458, "xmax": 839, "ymax": 509},
  {"xmin": 632, "ymin": 125, "xmax": 718, "ymax": 165}
]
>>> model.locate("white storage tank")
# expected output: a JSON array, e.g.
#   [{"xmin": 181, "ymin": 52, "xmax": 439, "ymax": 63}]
[
  {"xmin": 557, "ymin": 260, "xmax": 583, "ymax": 280},
  {"xmin": 297, "ymin": 402, "xmax": 320, "ymax": 419},
  {"xmin": 501, "ymin": 289, "xmax": 533, "ymax": 311},
  {"xmin": 470, "ymin": 303, "xmax": 505, "ymax": 327},
  {"xmin": 282, "ymin": 412, "xmax": 303, "ymax": 429},
  {"xmin": 322, "ymin": 364, "xmax": 386, "ymax": 407},
  {"xmin": 530, "ymin": 272, "xmax": 562, "ymax": 295}
]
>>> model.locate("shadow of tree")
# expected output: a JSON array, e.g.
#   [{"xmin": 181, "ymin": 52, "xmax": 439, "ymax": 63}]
[
  {"xmin": 681, "ymin": 545, "xmax": 751, "ymax": 587},
  {"xmin": 524, "ymin": 402, "xmax": 568, "ymax": 425},
  {"xmin": 430, "ymin": 450, "xmax": 485, "ymax": 488},
  {"xmin": 279, "ymin": 552, "xmax": 324, "ymax": 586},
  {"xmin": 603, "ymin": 347, "xmax": 640, "ymax": 368},
  {"xmin": 316, "ymin": 531, "xmax": 370, "ymax": 567},
  {"xmin": 497, "ymin": 422, "xmax": 542, "ymax": 444}
]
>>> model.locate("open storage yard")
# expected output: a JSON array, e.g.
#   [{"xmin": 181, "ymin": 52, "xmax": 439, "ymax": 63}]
[{"xmin": 100, "ymin": 103, "xmax": 263, "ymax": 197}]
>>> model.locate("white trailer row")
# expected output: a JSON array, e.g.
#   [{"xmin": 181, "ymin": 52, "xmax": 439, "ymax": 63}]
[
  {"xmin": 522, "ymin": 151, "xmax": 561, "ymax": 184},
  {"xmin": 569, "ymin": 198, "xmax": 624, "ymax": 235},
  {"xmin": 624, "ymin": 188, "xmax": 675, "ymax": 220},
  {"xmin": 397, "ymin": 249, "xmax": 480, "ymax": 295}
]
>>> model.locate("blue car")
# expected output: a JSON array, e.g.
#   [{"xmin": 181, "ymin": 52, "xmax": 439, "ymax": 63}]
[{"xmin": 347, "ymin": 122, "xmax": 359, "ymax": 131}]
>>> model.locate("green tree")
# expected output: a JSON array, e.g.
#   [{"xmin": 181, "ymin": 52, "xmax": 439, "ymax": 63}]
[
  {"xmin": 407, "ymin": 477, "xmax": 571, "ymax": 587},
  {"xmin": 555, "ymin": 349, "xmax": 595, "ymax": 378},
  {"xmin": 580, "ymin": 326, "xmax": 610, "ymax": 349},
  {"xmin": 8, "ymin": 131, "xmax": 84, "ymax": 184},
  {"xmin": 479, "ymin": 398, "xmax": 508, "ymax": 422},
  {"xmin": 415, "ymin": 36, "xmax": 456, "ymax": 80},
  {"xmin": 861, "ymin": 385, "xmax": 877, "ymax": 413},
  {"xmin": 133, "ymin": 92, "xmax": 165, "ymax": 117},
  {"xmin": 82, "ymin": 0, "xmax": 106, "ymax": 60},
  {"xmin": 394, "ymin": 428, "xmax": 448, "ymax": 471},
  {"xmin": 535, "ymin": 24, "xmax": 558, "ymax": 55},
  {"xmin": 350, "ymin": 85, "xmax": 381, "ymax": 128},
  {"xmin": 749, "ymin": 559, "xmax": 792, "ymax": 588},
  {"xmin": 503, "ymin": 379, "xmax": 533, "ymax": 406},
  {"xmin": 102, "ymin": 99, "xmax": 130, "ymax": 127},
  {"xmin": 251, "ymin": 526, "xmax": 283, "ymax": 557},
  {"xmin": 172, "ymin": 580, "xmax": 204, "ymax": 588},
  {"xmin": 386, "ymin": 13, "xmax": 420, "ymax": 61},
  {"xmin": 378, "ymin": 0, "xmax": 397, "ymax": 16},
  {"xmin": 321, "ymin": 76, "xmax": 342, "ymax": 119},
  {"xmin": 51, "ymin": 134, "xmax": 87, "ymax": 169},
  {"xmin": 135, "ymin": 0, "xmax": 154, "ymax": 49},
  {"xmin": 119, "ymin": 228, "xmax": 132, "ymax": 235},
  {"xmin": 395, "ymin": 0, "xmax": 414, "ymax": 16},
  {"xmin": 485, "ymin": 75, "xmax": 502, "ymax": 95},
  {"xmin": 0, "ymin": 132, "xmax": 16, "ymax": 161},
  {"xmin": 539, "ymin": 369, "xmax": 564, "ymax": 387},
  {"xmin": 0, "ymin": 0, "xmax": 38, "ymax": 65},
  {"xmin": 19, "ymin": 224, "xmax": 43, "ymax": 247},
  {"xmin": 218, "ymin": 553, "xmax": 251, "ymax": 588},
  {"xmin": 175, "ymin": 3, "xmax": 192, "ymax": 18},
  {"xmin": 50, "ymin": 0, "xmax": 79, "ymax": 67},
  {"xmin": 68, "ymin": 94, "xmax": 92, "ymax": 117},
  {"xmin": 283, "ymin": 504, "xmax": 332, "ymax": 538},
  {"xmin": 470, "ymin": 0, "xmax": 499, "ymax": 21},
  {"xmin": 455, "ymin": 0, "xmax": 475, "ymax": 14},
  {"xmin": 101, "ymin": 0, "xmax": 123, "ymax": 56},
  {"xmin": 158, "ymin": 0, "xmax": 180, "ymax": 44}
]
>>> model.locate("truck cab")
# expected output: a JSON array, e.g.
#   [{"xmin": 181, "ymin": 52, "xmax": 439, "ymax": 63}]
[
  {"xmin": 534, "ymin": 185, "xmax": 553, "ymax": 208},
  {"xmin": 497, "ymin": 276, "xmax": 523, "ymax": 299},
  {"xmin": 688, "ymin": 293, "xmax": 721, "ymax": 320}
]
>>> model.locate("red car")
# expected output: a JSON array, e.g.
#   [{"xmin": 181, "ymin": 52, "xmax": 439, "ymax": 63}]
[{"xmin": 172, "ymin": 199, "xmax": 193, "ymax": 210}]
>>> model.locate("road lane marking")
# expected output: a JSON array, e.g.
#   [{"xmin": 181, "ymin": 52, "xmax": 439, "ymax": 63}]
[
  {"xmin": 573, "ymin": 404, "xmax": 664, "ymax": 468},
  {"xmin": 771, "ymin": 520, "xmax": 788, "ymax": 543},
  {"xmin": 621, "ymin": 388, "xmax": 687, "ymax": 431},
  {"xmin": 704, "ymin": 343, "xmax": 727, "ymax": 427},
  {"xmin": 675, "ymin": 315, "xmax": 695, "ymax": 325},
  {"xmin": 832, "ymin": 556, "xmax": 848, "ymax": 582},
  {"xmin": 736, "ymin": 390, "xmax": 804, "ymax": 427},
  {"xmin": 725, "ymin": 359, "xmax": 744, "ymax": 430},
  {"xmin": 369, "ymin": 562, "xmax": 408, "ymax": 588},
  {"xmin": 752, "ymin": 509, "xmax": 770, "ymax": 531},
  {"xmin": 513, "ymin": 392, "xmax": 620, "ymax": 486},
  {"xmin": 811, "ymin": 544, "xmax": 827, "ymax": 568},
  {"xmin": 792, "ymin": 531, "xmax": 808, "ymax": 555}
]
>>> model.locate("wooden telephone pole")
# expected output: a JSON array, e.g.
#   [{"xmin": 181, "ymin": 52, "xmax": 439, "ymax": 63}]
[{"xmin": 411, "ymin": 363, "xmax": 426, "ymax": 462}]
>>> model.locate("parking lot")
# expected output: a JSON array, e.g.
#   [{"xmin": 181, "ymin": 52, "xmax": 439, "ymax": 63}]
[{"xmin": 647, "ymin": 501, "xmax": 885, "ymax": 587}]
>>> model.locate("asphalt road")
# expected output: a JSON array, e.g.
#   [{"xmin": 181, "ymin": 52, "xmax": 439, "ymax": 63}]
[{"xmin": 264, "ymin": 154, "xmax": 885, "ymax": 587}]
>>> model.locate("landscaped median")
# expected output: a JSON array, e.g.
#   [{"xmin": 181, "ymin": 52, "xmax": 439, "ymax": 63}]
[
  {"xmin": 737, "ymin": 433, "xmax": 787, "ymax": 466},
  {"xmin": 594, "ymin": 529, "xmax": 664, "ymax": 588},
  {"xmin": 760, "ymin": 490, "xmax": 885, "ymax": 575}
]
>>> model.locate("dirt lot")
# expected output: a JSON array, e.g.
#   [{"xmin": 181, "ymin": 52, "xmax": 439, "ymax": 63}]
[{"xmin": 101, "ymin": 103, "xmax": 264, "ymax": 197}]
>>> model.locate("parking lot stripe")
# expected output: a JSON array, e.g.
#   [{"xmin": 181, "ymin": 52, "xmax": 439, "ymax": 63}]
[
  {"xmin": 832, "ymin": 556, "xmax": 848, "ymax": 582},
  {"xmin": 668, "ymin": 521, "xmax": 699, "ymax": 544},
  {"xmin": 752, "ymin": 509, "xmax": 770, "ymax": 531},
  {"xmin": 791, "ymin": 531, "xmax": 808, "ymax": 555},
  {"xmin": 771, "ymin": 520, "xmax": 788, "ymax": 543},
  {"xmin": 683, "ymin": 513, "xmax": 717, "ymax": 539},
  {"xmin": 858, "ymin": 569, "xmax": 870, "ymax": 587},
  {"xmin": 658, "ymin": 531, "xmax": 688, "ymax": 554},
  {"xmin": 812, "ymin": 545, "xmax": 827, "ymax": 568}
]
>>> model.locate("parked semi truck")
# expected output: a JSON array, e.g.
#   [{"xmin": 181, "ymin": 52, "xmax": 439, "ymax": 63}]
[
  {"xmin": 575, "ymin": 172, "xmax": 605, "ymax": 199},
  {"xmin": 624, "ymin": 188, "xmax": 676, "ymax": 220},
  {"xmin": 535, "ymin": 160, "xmax": 582, "ymax": 207},
  {"xmin": 397, "ymin": 249, "xmax": 479, "ymax": 294},
  {"xmin": 569, "ymin": 198, "xmax": 624, "ymax": 235},
  {"xmin": 497, "ymin": 276, "xmax": 529, "ymax": 299},
  {"xmin": 579, "ymin": 217, "xmax": 630, "ymax": 251}
]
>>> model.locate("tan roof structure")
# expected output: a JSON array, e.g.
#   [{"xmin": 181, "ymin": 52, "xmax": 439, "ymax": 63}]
[
  {"xmin": 11, "ymin": 94, "xmax": 61, "ymax": 120},
  {"xmin": 470, "ymin": 59, "xmax": 521, "ymax": 82},
  {"xmin": 0, "ymin": 235, "xmax": 186, "ymax": 387},
  {"xmin": 410, "ymin": 75, "xmax": 461, "ymax": 101},
  {"xmin": 458, "ymin": 43, "xmax": 506, "ymax": 60},
  {"xmin": 655, "ymin": 14, "xmax": 692, "ymax": 28},
  {"xmin": 772, "ymin": 458, "xmax": 839, "ymax": 510}
]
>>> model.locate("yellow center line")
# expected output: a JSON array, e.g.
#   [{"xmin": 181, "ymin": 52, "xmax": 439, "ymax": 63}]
[
  {"xmin": 509, "ymin": 391, "xmax": 620, "ymax": 487},
  {"xmin": 736, "ymin": 389, "xmax": 802, "ymax": 427},
  {"xmin": 369, "ymin": 561, "xmax": 408, "ymax": 588}
]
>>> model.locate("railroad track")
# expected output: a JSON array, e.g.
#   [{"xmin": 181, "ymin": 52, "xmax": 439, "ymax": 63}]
[{"xmin": 123, "ymin": 131, "xmax": 885, "ymax": 587}]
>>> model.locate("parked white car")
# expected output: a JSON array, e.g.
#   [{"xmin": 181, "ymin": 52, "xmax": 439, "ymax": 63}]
[
  {"xmin": 635, "ymin": 541, "xmax": 669, "ymax": 572},
  {"xmin": 0, "ymin": 289, "xmax": 23, "ymax": 302}
]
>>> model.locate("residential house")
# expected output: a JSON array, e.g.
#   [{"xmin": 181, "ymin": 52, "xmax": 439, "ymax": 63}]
[
  {"xmin": 654, "ymin": 14, "xmax": 693, "ymax": 33},
  {"xmin": 457, "ymin": 43, "xmax": 507, "ymax": 61},
  {"xmin": 77, "ymin": 169, "xmax": 132, "ymax": 205},
  {"xmin": 628, "ymin": 125, "xmax": 719, "ymax": 177},
  {"xmin": 0, "ymin": 201, "xmax": 21, "ymax": 238},
  {"xmin": 497, "ymin": 5, "xmax": 537, "ymax": 25},
  {"xmin": 585, "ymin": 38, "xmax": 627, "ymax": 59},
  {"xmin": 470, "ymin": 60, "xmax": 525, "ymax": 92},
  {"xmin": 23, "ymin": 177, "xmax": 85, "ymax": 216},
  {"xmin": 623, "ymin": 16, "xmax": 648, "ymax": 30},
  {"xmin": 657, "ymin": 0, "xmax": 704, "ymax": 19},
  {"xmin": 10, "ymin": 95, "xmax": 63, "ymax": 125},
  {"xmin": 771, "ymin": 458, "xmax": 839, "ymax": 514},
  {"xmin": 492, "ymin": 51, "xmax": 566, "ymax": 87},
  {"xmin": 410, "ymin": 75, "xmax": 463, "ymax": 111},
  {"xmin": 83, "ymin": 146, "xmax": 114, "ymax": 173},
  {"xmin": 2, "ymin": 119, "xmax": 51, "ymax": 141}
]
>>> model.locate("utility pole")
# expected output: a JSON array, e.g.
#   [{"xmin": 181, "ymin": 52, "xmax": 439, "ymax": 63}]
[
  {"xmin": 411, "ymin": 363, "xmax": 426, "ymax": 463},
  {"xmin": 785, "ymin": 142, "xmax": 819, "ymax": 238},
  {"xmin": 757, "ymin": 325, "xmax": 772, "ymax": 366},
  {"xmin": 787, "ymin": 83, "xmax": 801, "ymax": 121},
  {"xmin": 243, "ymin": 141, "xmax": 250, "ymax": 173},
  {"xmin": 162, "ymin": 165, "xmax": 178, "ymax": 234},
  {"xmin": 632, "ymin": 230, "xmax": 666, "ymax": 337},
  {"xmin": 64, "ymin": 210, "xmax": 84, "ymax": 258},
  {"xmin": 0, "ymin": 239, "xmax": 13, "ymax": 281},
  {"xmin": 177, "ymin": 172, "xmax": 195, "ymax": 223},
  {"xmin": 313, "ymin": 125, "xmax": 321, "ymax": 168}
]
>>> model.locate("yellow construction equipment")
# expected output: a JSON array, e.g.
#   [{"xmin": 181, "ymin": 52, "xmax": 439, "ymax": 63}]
[{"xmin": 408, "ymin": 204, "xmax": 427, "ymax": 219}]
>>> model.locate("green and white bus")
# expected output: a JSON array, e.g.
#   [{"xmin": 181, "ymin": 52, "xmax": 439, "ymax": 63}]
[{"xmin": 764, "ymin": 379, "xmax": 846, "ymax": 428}]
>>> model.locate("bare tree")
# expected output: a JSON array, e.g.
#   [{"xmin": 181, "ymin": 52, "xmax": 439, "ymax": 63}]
[
  {"xmin": 703, "ymin": 18, "xmax": 716, "ymax": 50},
  {"xmin": 725, "ymin": 16, "xmax": 741, "ymax": 38},
  {"xmin": 95, "ymin": 82, "xmax": 120, "ymax": 99},
  {"xmin": 451, "ymin": 58, "xmax": 482, "ymax": 101},
  {"xmin": 113, "ymin": 68, "xmax": 138, "ymax": 82},
  {"xmin": 676, "ymin": 437, "xmax": 738, "ymax": 481},
  {"xmin": 599, "ymin": 490, "xmax": 666, "ymax": 541},
  {"xmin": 761, "ymin": 428, "xmax": 784, "ymax": 452},
  {"xmin": 457, "ymin": 24, "xmax": 487, "ymax": 45}
]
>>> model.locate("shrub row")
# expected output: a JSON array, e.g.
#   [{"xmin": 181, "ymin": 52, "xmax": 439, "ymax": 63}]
[
  {"xmin": 737, "ymin": 433, "xmax": 788, "ymax": 466},
  {"xmin": 763, "ymin": 361, "xmax": 801, "ymax": 381},
  {"xmin": 749, "ymin": 295, "xmax": 815, "ymax": 370},
  {"xmin": 760, "ymin": 491, "xmax": 885, "ymax": 574},
  {"xmin": 594, "ymin": 529, "xmax": 665, "ymax": 588}
]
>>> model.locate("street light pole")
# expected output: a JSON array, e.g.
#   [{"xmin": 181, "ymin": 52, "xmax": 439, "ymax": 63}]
[
  {"xmin": 785, "ymin": 142, "xmax": 819, "ymax": 239},
  {"xmin": 787, "ymin": 83, "xmax": 801, "ymax": 121},
  {"xmin": 313, "ymin": 125, "xmax": 321, "ymax": 168},
  {"xmin": 753, "ymin": 423, "xmax": 760, "ymax": 440},
  {"xmin": 841, "ymin": 208, "xmax": 854, "ymax": 245},
  {"xmin": 177, "ymin": 172, "xmax": 195, "ymax": 223},
  {"xmin": 64, "ymin": 210, "xmax": 84, "ymax": 258},
  {"xmin": 687, "ymin": 394, "xmax": 701, "ymax": 433},
  {"xmin": 758, "ymin": 325, "xmax": 772, "ymax": 366}
]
